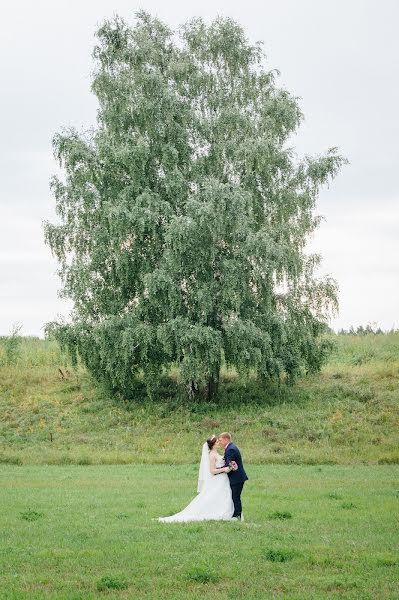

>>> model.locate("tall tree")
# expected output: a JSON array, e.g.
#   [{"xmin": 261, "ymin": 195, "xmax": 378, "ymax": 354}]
[{"xmin": 44, "ymin": 11, "xmax": 347, "ymax": 400}]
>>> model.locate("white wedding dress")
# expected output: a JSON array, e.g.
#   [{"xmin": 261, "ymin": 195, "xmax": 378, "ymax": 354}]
[{"xmin": 157, "ymin": 443, "xmax": 234, "ymax": 522}]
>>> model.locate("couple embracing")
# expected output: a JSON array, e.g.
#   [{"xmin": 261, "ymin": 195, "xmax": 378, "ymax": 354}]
[{"xmin": 157, "ymin": 432, "xmax": 248, "ymax": 523}]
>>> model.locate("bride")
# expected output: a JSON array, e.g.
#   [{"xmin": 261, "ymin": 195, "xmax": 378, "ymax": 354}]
[{"xmin": 156, "ymin": 435, "xmax": 234, "ymax": 522}]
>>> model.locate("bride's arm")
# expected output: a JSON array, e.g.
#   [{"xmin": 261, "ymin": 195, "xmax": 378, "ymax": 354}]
[{"xmin": 209, "ymin": 453, "xmax": 229, "ymax": 475}]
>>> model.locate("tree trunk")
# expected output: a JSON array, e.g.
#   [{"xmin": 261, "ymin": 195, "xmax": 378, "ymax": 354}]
[
  {"xmin": 204, "ymin": 362, "xmax": 221, "ymax": 401},
  {"xmin": 187, "ymin": 379, "xmax": 199, "ymax": 400}
]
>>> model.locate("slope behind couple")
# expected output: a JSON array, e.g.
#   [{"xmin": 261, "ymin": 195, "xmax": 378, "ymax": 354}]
[{"xmin": 157, "ymin": 432, "xmax": 248, "ymax": 523}]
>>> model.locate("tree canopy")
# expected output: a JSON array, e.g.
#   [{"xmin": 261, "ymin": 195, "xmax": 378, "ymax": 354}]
[{"xmin": 44, "ymin": 11, "xmax": 347, "ymax": 400}]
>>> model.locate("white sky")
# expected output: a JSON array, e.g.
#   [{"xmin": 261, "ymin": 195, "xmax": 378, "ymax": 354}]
[{"xmin": 0, "ymin": 0, "xmax": 398, "ymax": 337}]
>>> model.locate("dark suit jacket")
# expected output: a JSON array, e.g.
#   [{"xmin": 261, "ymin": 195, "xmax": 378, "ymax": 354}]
[{"xmin": 224, "ymin": 442, "xmax": 248, "ymax": 485}]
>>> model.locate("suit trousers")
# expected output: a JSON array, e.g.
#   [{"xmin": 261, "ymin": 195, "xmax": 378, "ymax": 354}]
[{"xmin": 230, "ymin": 481, "xmax": 245, "ymax": 517}]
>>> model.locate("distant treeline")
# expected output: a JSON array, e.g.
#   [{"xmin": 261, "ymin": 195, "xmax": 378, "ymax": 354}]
[{"xmin": 335, "ymin": 324, "xmax": 398, "ymax": 336}]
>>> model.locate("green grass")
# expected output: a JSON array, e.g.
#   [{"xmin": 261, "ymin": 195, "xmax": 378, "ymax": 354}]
[
  {"xmin": 0, "ymin": 334, "xmax": 398, "ymax": 465},
  {"xmin": 1, "ymin": 464, "xmax": 398, "ymax": 599},
  {"xmin": 0, "ymin": 335, "xmax": 398, "ymax": 597}
]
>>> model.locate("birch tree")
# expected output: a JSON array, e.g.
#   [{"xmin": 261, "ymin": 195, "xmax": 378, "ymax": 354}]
[{"xmin": 44, "ymin": 11, "xmax": 347, "ymax": 400}]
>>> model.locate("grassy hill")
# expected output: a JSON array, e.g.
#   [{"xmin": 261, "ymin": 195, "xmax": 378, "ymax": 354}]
[{"xmin": 0, "ymin": 333, "xmax": 398, "ymax": 466}]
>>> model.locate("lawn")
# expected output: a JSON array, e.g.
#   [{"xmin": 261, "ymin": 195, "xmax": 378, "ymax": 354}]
[
  {"xmin": 0, "ymin": 334, "xmax": 398, "ymax": 597},
  {"xmin": 1, "ymin": 464, "xmax": 398, "ymax": 599}
]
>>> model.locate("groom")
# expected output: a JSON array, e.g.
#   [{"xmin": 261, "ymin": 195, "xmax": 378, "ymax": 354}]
[{"xmin": 218, "ymin": 432, "xmax": 248, "ymax": 520}]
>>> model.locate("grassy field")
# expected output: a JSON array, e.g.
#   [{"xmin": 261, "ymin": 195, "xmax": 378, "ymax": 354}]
[
  {"xmin": 0, "ymin": 334, "xmax": 398, "ymax": 597},
  {"xmin": 1, "ymin": 464, "xmax": 398, "ymax": 599},
  {"xmin": 0, "ymin": 334, "xmax": 398, "ymax": 465}
]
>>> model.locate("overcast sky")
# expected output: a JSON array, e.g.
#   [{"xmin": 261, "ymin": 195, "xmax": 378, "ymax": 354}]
[{"xmin": 1, "ymin": 0, "xmax": 398, "ymax": 337}]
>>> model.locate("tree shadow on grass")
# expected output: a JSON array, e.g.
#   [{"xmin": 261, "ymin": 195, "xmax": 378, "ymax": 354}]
[{"xmin": 104, "ymin": 372, "xmax": 310, "ymax": 413}]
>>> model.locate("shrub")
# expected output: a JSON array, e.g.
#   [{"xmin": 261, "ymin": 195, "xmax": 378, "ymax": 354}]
[
  {"xmin": 2, "ymin": 323, "xmax": 23, "ymax": 365},
  {"xmin": 268, "ymin": 511, "xmax": 292, "ymax": 520},
  {"xmin": 20, "ymin": 509, "xmax": 43, "ymax": 521},
  {"xmin": 0, "ymin": 454, "xmax": 23, "ymax": 466},
  {"xmin": 341, "ymin": 502, "xmax": 356, "ymax": 510},
  {"xmin": 186, "ymin": 567, "xmax": 219, "ymax": 584},
  {"xmin": 263, "ymin": 549, "xmax": 295, "ymax": 562},
  {"xmin": 96, "ymin": 575, "xmax": 128, "ymax": 591}
]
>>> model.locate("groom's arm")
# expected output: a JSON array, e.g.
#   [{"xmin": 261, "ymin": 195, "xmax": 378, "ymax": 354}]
[{"xmin": 224, "ymin": 446, "xmax": 237, "ymax": 465}]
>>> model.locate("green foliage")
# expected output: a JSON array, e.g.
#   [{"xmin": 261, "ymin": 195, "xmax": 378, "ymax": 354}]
[
  {"xmin": 0, "ymin": 335, "xmax": 65, "ymax": 368},
  {"xmin": 338, "ymin": 323, "xmax": 398, "ymax": 335},
  {"xmin": 20, "ymin": 509, "xmax": 43, "ymax": 521},
  {"xmin": 262, "ymin": 549, "xmax": 296, "ymax": 562},
  {"xmin": 268, "ymin": 510, "xmax": 292, "ymax": 520},
  {"xmin": 0, "ymin": 323, "xmax": 22, "ymax": 366},
  {"xmin": 96, "ymin": 575, "xmax": 128, "ymax": 591},
  {"xmin": 341, "ymin": 502, "xmax": 356, "ymax": 510},
  {"xmin": 185, "ymin": 567, "xmax": 219, "ymax": 584},
  {"xmin": 43, "ymin": 11, "xmax": 347, "ymax": 400}
]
